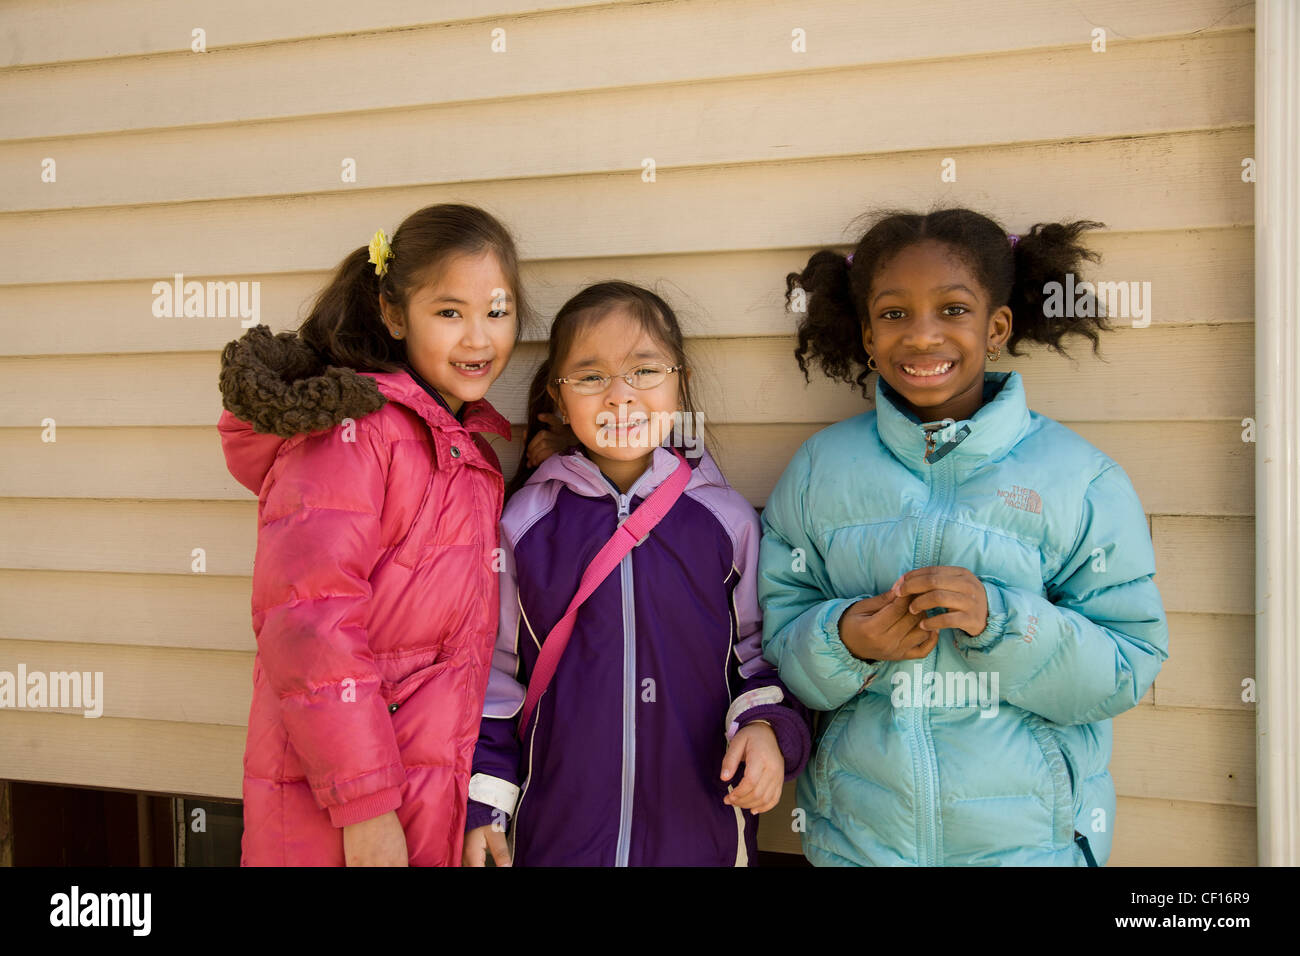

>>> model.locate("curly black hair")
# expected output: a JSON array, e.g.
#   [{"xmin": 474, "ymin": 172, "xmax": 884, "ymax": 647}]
[{"xmin": 785, "ymin": 208, "xmax": 1110, "ymax": 396}]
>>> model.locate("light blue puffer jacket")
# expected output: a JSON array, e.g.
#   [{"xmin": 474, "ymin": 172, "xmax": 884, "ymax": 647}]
[{"xmin": 759, "ymin": 371, "xmax": 1169, "ymax": 866}]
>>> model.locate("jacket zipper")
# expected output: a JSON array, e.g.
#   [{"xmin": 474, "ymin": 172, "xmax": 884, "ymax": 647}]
[
  {"xmin": 564, "ymin": 454, "xmax": 664, "ymax": 867},
  {"xmin": 913, "ymin": 418, "xmax": 957, "ymax": 865},
  {"xmin": 508, "ymin": 454, "xmax": 666, "ymax": 865},
  {"xmin": 614, "ymin": 492, "xmax": 637, "ymax": 867}
]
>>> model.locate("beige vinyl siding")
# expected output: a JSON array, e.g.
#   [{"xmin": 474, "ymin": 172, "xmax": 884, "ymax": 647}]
[{"xmin": 0, "ymin": 0, "xmax": 1256, "ymax": 865}]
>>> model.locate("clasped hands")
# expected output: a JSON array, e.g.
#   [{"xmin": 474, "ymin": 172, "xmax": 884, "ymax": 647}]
[{"xmin": 838, "ymin": 566, "xmax": 989, "ymax": 662}]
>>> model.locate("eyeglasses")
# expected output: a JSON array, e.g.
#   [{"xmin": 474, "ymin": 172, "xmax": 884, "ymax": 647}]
[{"xmin": 553, "ymin": 363, "xmax": 683, "ymax": 396}]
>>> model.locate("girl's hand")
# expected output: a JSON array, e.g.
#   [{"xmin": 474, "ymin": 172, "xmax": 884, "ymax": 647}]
[
  {"xmin": 895, "ymin": 566, "xmax": 989, "ymax": 637},
  {"xmin": 342, "ymin": 810, "xmax": 409, "ymax": 867},
  {"xmin": 720, "ymin": 721, "xmax": 784, "ymax": 815},
  {"xmin": 462, "ymin": 824, "xmax": 512, "ymax": 867},
  {"xmin": 525, "ymin": 412, "xmax": 576, "ymax": 468},
  {"xmin": 838, "ymin": 589, "xmax": 935, "ymax": 661}
]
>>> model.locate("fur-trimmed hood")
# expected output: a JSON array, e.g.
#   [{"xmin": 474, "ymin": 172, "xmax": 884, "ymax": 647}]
[{"xmin": 218, "ymin": 325, "xmax": 388, "ymax": 439}]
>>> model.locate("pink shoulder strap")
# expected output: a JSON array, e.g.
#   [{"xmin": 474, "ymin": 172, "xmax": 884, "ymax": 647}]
[{"xmin": 516, "ymin": 448, "xmax": 691, "ymax": 740}]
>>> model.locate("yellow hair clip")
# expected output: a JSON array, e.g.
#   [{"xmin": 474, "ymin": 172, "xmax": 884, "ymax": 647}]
[{"xmin": 368, "ymin": 229, "xmax": 393, "ymax": 278}]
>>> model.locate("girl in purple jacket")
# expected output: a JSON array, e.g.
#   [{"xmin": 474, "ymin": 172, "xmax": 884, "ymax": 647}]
[{"xmin": 462, "ymin": 282, "xmax": 811, "ymax": 866}]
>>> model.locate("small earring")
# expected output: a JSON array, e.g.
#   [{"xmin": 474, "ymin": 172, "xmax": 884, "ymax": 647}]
[
  {"xmin": 987, "ymin": 346, "xmax": 1001, "ymax": 362},
  {"xmin": 390, "ymin": 329, "xmax": 402, "ymax": 339},
  {"xmin": 866, "ymin": 353, "xmax": 878, "ymax": 372},
  {"xmin": 559, "ymin": 412, "xmax": 568, "ymax": 424}
]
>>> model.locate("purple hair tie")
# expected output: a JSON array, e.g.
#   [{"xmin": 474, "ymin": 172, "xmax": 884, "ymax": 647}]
[
  {"xmin": 845, "ymin": 253, "xmax": 854, "ymax": 265},
  {"xmin": 1008, "ymin": 234, "xmax": 1020, "ymax": 248}
]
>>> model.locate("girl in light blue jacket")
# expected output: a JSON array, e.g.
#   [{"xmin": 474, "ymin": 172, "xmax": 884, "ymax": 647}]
[{"xmin": 759, "ymin": 208, "xmax": 1169, "ymax": 866}]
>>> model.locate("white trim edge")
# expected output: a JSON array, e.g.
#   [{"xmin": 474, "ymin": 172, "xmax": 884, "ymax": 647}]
[
  {"xmin": 469, "ymin": 773, "xmax": 520, "ymax": 816},
  {"xmin": 725, "ymin": 686, "xmax": 785, "ymax": 740},
  {"xmin": 1256, "ymin": 0, "xmax": 1300, "ymax": 866}
]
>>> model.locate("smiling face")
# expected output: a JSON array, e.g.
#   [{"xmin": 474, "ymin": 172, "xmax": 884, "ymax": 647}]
[
  {"xmin": 862, "ymin": 239, "xmax": 1012, "ymax": 423},
  {"xmin": 378, "ymin": 250, "xmax": 516, "ymax": 415},
  {"xmin": 549, "ymin": 308, "xmax": 684, "ymax": 493}
]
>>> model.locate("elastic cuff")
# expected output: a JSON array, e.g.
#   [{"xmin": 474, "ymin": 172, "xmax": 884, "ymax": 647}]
[
  {"xmin": 739, "ymin": 704, "xmax": 812, "ymax": 781},
  {"xmin": 963, "ymin": 579, "xmax": 1009, "ymax": 650},
  {"xmin": 465, "ymin": 799, "xmax": 507, "ymax": 833},
  {"xmin": 327, "ymin": 785, "xmax": 403, "ymax": 828},
  {"xmin": 725, "ymin": 686, "xmax": 785, "ymax": 739},
  {"xmin": 824, "ymin": 596, "xmax": 882, "ymax": 687}
]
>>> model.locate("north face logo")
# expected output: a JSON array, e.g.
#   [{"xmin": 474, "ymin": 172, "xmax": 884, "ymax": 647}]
[{"xmin": 997, "ymin": 485, "xmax": 1042, "ymax": 514}]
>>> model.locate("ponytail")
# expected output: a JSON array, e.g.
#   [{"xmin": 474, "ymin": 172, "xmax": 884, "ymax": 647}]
[
  {"xmin": 299, "ymin": 246, "xmax": 405, "ymax": 372},
  {"xmin": 786, "ymin": 249, "xmax": 868, "ymax": 395},
  {"xmin": 1005, "ymin": 220, "xmax": 1109, "ymax": 357}
]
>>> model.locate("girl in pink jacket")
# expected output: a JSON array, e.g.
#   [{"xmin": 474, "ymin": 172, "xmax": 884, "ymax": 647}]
[{"xmin": 218, "ymin": 203, "xmax": 526, "ymax": 866}]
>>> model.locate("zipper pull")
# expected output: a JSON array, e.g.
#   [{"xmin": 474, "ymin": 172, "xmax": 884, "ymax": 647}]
[
  {"xmin": 617, "ymin": 494, "xmax": 630, "ymax": 522},
  {"xmin": 920, "ymin": 418, "xmax": 956, "ymax": 463}
]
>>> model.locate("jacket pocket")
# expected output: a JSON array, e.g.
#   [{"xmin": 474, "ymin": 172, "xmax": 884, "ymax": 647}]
[
  {"xmin": 813, "ymin": 704, "xmax": 854, "ymax": 817},
  {"xmin": 1027, "ymin": 716, "xmax": 1076, "ymax": 849},
  {"xmin": 381, "ymin": 657, "xmax": 453, "ymax": 713}
]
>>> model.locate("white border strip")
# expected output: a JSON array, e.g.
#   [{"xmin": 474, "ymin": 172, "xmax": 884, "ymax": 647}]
[{"xmin": 1255, "ymin": 0, "xmax": 1300, "ymax": 867}]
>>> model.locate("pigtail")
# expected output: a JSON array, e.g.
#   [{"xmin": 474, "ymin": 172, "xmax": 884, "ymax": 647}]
[
  {"xmin": 1006, "ymin": 220, "xmax": 1110, "ymax": 357},
  {"xmin": 299, "ymin": 246, "xmax": 406, "ymax": 373},
  {"xmin": 788, "ymin": 249, "xmax": 871, "ymax": 396}
]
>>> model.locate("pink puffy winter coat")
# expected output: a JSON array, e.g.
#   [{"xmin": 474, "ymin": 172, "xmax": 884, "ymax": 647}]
[{"xmin": 218, "ymin": 328, "xmax": 511, "ymax": 866}]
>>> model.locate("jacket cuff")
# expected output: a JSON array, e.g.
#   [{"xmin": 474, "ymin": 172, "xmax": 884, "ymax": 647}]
[
  {"xmin": 327, "ymin": 785, "xmax": 403, "ymax": 828},
  {"xmin": 724, "ymin": 685, "xmax": 785, "ymax": 739},
  {"xmin": 826, "ymin": 597, "xmax": 883, "ymax": 689},
  {"xmin": 465, "ymin": 799, "xmax": 507, "ymax": 833},
  {"xmin": 739, "ymin": 704, "xmax": 812, "ymax": 780},
  {"xmin": 962, "ymin": 579, "xmax": 1010, "ymax": 651},
  {"xmin": 468, "ymin": 772, "xmax": 519, "ymax": 816}
]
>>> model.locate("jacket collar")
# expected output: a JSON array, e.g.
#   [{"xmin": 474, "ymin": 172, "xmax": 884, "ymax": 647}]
[
  {"xmin": 875, "ymin": 370, "xmax": 1030, "ymax": 474},
  {"xmin": 527, "ymin": 442, "xmax": 720, "ymax": 501},
  {"xmin": 362, "ymin": 371, "xmax": 512, "ymax": 442}
]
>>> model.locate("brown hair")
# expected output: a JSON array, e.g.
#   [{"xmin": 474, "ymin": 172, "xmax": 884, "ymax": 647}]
[
  {"xmin": 298, "ymin": 203, "xmax": 530, "ymax": 371},
  {"xmin": 506, "ymin": 281, "xmax": 713, "ymax": 498}
]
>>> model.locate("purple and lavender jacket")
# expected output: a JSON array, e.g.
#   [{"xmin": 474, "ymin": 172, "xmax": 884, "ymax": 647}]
[{"xmin": 465, "ymin": 444, "xmax": 812, "ymax": 866}]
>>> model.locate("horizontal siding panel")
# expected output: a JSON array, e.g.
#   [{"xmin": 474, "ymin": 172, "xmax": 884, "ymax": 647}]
[
  {"xmin": 0, "ymin": 569, "xmax": 254, "ymax": 652},
  {"xmin": 0, "ymin": 0, "xmax": 622, "ymax": 69},
  {"xmin": 0, "ymin": 710, "xmax": 243, "ymax": 798},
  {"xmin": 2, "ymin": 32, "xmax": 1253, "ymax": 213},
  {"xmin": 1156, "ymin": 612, "xmax": 1254, "ymax": 710},
  {"xmin": 0, "ymin": 325, "xmax": 1253, "ymax": 428},
  {"xmin": 0, "ymin": 419, "xmax": 1252, "ymax": 517},
  {"xmin": 0, "ymin": 129, "xmax": 1255, "ymax": 285},
  {"xmin": 0, "ymin": 639, "xmax": 251, "ymax": 725},
  {"xmin": 1107, "ymin": 796, "xmax": 1256, "ymax": 866},
  {"xmin": 0, "ymin": 227, "xmax": 1252, "ymax": 357},
  {"xmin": 0, "ymin": 499, "xmax": 256, "ymax": 576},
  {"xmin": 1111, "ymin": 705, "xmax": 1254, "ymax": 806},
  {"xmin": 1069, "ymin": 421, "xmax": 1253, "ymax": 517},
  {"xmin": 1152, "ymin": 515, "xmax": 1254, "ymax": 615},
  {"xmin": 0, "ymin": 0, "xmax": 1251, "ymax": 139},
  {"xmin": 0, "ymin": 426, "xmax": 253, "ymax": 500}
]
